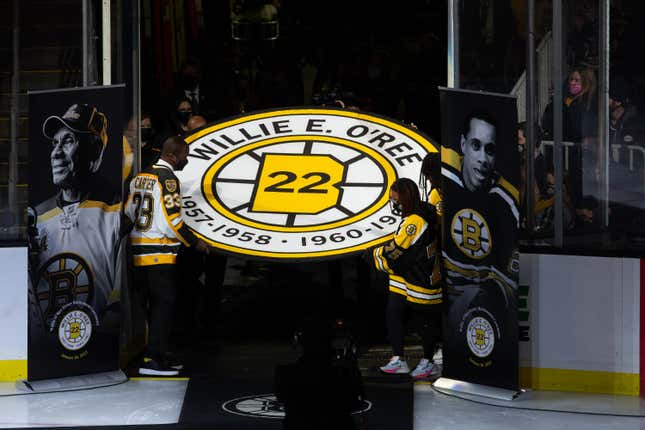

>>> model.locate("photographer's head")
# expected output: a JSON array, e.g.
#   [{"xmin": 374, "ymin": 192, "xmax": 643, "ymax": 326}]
[
  {"xmin": 43, "ymin": 104, "xmax": 108, "ymax": 188},
  {"xmin": 161, "ymin": 135, "xmax": 190, "ymax": 171},
  {"xmin": 460, "ymin": 112, "xmax": 497, "ymax": 192},
  {"xmin": 390, "ymin": 177, "xmax": 421, "ymax": 218}
]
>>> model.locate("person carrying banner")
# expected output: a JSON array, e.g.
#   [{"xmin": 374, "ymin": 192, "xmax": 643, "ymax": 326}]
[
  {"xmin": 125, "ymin": 135, "xmax": 210, "ymax": 376},
  {"xmin": 369, "ymin": 178, "xmax": 443, "ymax": 379},
  {"xmin": 441, "ymin": 110, "xmax": 519, "ymax": 371},
  {"xmin": 33, "ymin": 103, "xmax": 123, "ymax": 329}
]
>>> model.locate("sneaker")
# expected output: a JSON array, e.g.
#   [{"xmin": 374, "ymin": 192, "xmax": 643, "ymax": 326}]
[
  {"xmin": 139, "ymin": 357, "xmax": 179, "ymax": 376},
  {"xmin": 410, "ymin": 358, "xmax": 442, "ymax": 379},
  {"xmin": 164, "ymin": 355, "xmax": 184, "ymax": 371},
  {"xmin": 379, "ymin": 356, "xmax": 410, "ymax": 374}
]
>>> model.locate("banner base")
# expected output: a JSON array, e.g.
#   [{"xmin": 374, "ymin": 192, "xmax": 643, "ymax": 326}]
[
  {"xmin": 433, "ymin": 377, "xmax": 523, "ymax": 401},
  {"xmin": 18, "ymin": 370, "xmax": 127, "ymax": 394}
]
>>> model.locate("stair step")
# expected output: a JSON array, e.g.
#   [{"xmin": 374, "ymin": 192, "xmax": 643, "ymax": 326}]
[
  {"xmin": 0, "ymin": 70, "xmax": 82, "ymax": 92},
  {"xmin": 0, "ymin": 27, "xmax": 82, "ymax": 48},
  {"xmin": 0, "ymin": 117, "xmax": 28, "ymax": 138},
  {"xmin": 0, "ymin": 161, "xmax": 28, "ymax": 184},
  {"xmin": 0, "ymin": 184, "xmax": 28, "ymax": 206},
  {"xmin": 0, "ymin": 4, "xmax": 81, "ymax": 28},
  {"xmin": 0, "ymin": 140, "xmax": 28, "ymax": 161},
  {"xmin": 0, "ymin": 93, "xmax": 27, "ymax": 114},
  {"xmin": 0, "ymin": 47, "xmax": 81, "ymax": 69}
]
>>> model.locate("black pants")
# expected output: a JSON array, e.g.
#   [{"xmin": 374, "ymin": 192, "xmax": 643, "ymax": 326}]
[
  {"xmin": 135, "ymin": 264, "xmax": 177, "ymax": 359},
  {"xmin": 386, "ymin": 292, "xmax": 442, "ymax": 358}
]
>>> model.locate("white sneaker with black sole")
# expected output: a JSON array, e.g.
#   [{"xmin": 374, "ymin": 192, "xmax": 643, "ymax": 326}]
[{"xmin": 139, "ymin": 357, "xmax": 179, "ymax": 376}]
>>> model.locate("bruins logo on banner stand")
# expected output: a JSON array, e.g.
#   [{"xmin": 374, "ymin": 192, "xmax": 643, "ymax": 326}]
[
  {"xmin": 179, "ymin": 108, "xmax": 437, "ymax": 261},
  {"xmin": 459, "ymin": 306, "xmax": 501, "ymax": 368},
  {"xmin": 222, "ymin": 393, "xmax": 372, "ymax": 419}
]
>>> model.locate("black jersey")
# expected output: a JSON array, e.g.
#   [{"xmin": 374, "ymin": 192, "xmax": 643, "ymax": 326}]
[{"xmin": 441, "ymin": 147, "xmax": 520, "ymax": 302}]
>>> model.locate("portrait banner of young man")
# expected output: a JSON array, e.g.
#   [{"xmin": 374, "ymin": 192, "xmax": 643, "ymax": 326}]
[
  {"xmin": 27, "ymin": 86, "xmax": 125, "ymax": 381},
  {"xmin": 438, "ymin": 87, "xmax": 520, "ymax": 392}
]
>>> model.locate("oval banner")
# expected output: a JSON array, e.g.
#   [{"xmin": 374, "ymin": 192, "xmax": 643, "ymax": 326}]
[{"xmin": 179, "ymin": 108, "xmax": 438, "ymax": 261}]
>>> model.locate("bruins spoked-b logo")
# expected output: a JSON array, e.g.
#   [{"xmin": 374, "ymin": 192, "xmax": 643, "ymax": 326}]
[
  {"xmin": 450, "ymin": 208, "xmax": 491, "ymax": 259},
  {"xmin": 222, "ymin": 393, "xmax": 372, "ymax": 419},
  {"xmin": 179, "ymin": 108, "xmax": 438, "ymax": 260},
  {"xmin": 35, "ymin": 253, "xmax": 95, "ymax": 325}
]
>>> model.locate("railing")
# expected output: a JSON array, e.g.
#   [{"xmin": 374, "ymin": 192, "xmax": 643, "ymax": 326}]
[
  {"xmin": 510, "ymin": 31, "xmax": 552, "ymax": 123},
  {"xmin": 541, "ymin": 140, "xmax": 645, "ymax": 173}
]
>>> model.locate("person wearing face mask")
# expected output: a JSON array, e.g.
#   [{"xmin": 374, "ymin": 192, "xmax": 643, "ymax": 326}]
[
  {"xmin": 125, "ymin": 135, "xmax": 211, "ymax": 376},
  {"xmin": 541, "ymin": 66, "xmax": 597, "ymax": 143},
  {"xmin": 165, "ymin": 98, "xmax": 194, "ymax": 138},
  {"xmin": 540, "ymin": 67, "xmax": 598, "ymax": 214},
  {"xmin": 174, "ymin": 57, "xmax": 210, "ymax": 116},
  {"xmin": 368, "ymin": 178, "xmax": 443, "ymax": 379},
  {"xmin": 140, "ymin": 113, "xmax": 161, "ymax": 169}
]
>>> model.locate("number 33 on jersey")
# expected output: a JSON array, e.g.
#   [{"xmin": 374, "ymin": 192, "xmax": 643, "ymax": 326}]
[{"xmin": 124, "ymin": 159, "xmax": 198, "ymax": 266}]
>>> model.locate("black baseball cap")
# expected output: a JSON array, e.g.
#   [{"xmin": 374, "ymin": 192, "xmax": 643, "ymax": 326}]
[{"xmin": 43, "ymin": 103, "xmax": 108, "ymax": 147}]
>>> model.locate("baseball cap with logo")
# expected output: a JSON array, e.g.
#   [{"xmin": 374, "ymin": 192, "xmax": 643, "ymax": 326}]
[{"xmin": 43, "ymin": 103, "xmax": 108, "ymax": 148}]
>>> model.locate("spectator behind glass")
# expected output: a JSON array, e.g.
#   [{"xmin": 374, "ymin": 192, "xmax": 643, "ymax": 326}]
[
  {"xmin": 517, "ymin": 121, "xmax": 546, "ymax": 198},
  {"xmin": 187, "ymin": 115, "xmax": 208, "ymax": 132},
  {"xmin": 174, "ymin": 57, "xmax": 213, "ymax": 117},
  {"xmin": 165, "ymin": 98, "xmax": 193, "ymax": 138},
  {"xmin": 609, "ymin": 77, "xmax": 645, "ymax": 168},
  {"xmin": 542, "ymin": 66, "xmax": 598, "ymax": 142},
  {"xmin": 141, "ymin": 113, "xmax": 161, "ymax": 169},
  {"xmin": 541, "ymin": 66, "xmax": 598, "ymax": 220}
]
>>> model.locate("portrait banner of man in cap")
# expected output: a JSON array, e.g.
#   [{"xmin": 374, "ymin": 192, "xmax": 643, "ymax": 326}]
[{"xmin": 27, "ymin": 85, "xmax": 125, "ymax": 380}]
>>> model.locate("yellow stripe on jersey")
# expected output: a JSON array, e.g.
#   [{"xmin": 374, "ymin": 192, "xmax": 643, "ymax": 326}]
[
  {"xmin": 407, "ymin": 283, "xmax": 442, "ymax": 296},
  {"xmin": 372, "ymin": 246, "xmax": 392, "ymax": 273},
  {"xmin": 444, "ymin": 259, "xmax": 515, "ymax": 292},
  {"xmin": 40, "ymin": 200, "xmax": 120, "ymax": 223},
  {"xmin": 133, "ymin": 254, "xmax": 177, "ymax": 266},
  {"xmin": 131, "ymin": 237, "xmax": 182, "ymax": 245},
  {"xmin": 429, "ymin": 188, "xmax": 443, "ymax": 220},
  {"xmin": 79, "ymin": 200, "xmax": 122, "ymax": 212},
  {"xmin": 156, "ymin": 182, "xmax": 191, "ymax": 246},
  {"xmin": 38, "ymin": 207, "xmax": 63, "ymax": 222},
  {"xmin": 407, "ymin": 295, "xmax": 442, "ymax": 305},
  {"xmin": 535, "ymin": 197, "xmax": 554, "ymax": 213},
  {"xmin": 393, "ymin": 214, "xmax": 426, "ymax": 249},
  {"xmin": 168, "ymin": 212, "xmax": 181, "ymax": 222},
  {"xmin": 441, "ymin": 147, "xmax": 462, "ymax": 171},
  {"xmin": 497, "ymin": 176, "xmax": 519, "ymax": 203}
]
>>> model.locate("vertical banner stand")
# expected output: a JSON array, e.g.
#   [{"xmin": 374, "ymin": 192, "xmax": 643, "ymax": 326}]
[{"xmin": 433, "ymin": 377, "xmax": 523, "ymax": 401}]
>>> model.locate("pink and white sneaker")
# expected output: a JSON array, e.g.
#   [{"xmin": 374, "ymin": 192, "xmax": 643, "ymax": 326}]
[
  {"xmin": 410, "ymin": 358, "xmax": 442, "ymax": 379},
  {"xmin": 379, "ymin": 356, "xmax": 410, "ymax": 374}
]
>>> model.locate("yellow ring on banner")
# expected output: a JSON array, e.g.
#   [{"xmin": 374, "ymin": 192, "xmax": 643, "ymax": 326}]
[
  {"xmin": 185, "ymin": 108, "xmax": 438, "ymax": 154},
  {"xmin": 202, "ymin": 135, "xmax": 396, "ymax": 233}
]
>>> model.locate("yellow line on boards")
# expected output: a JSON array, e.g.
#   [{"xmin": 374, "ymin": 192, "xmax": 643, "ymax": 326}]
[
  {"xmin": 0, "ymin": 360, "xmax": 28, "ymax": 381},
  {"xmin": 520, "ymin": 367, "xmax": 639, "ymax": 396}
]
